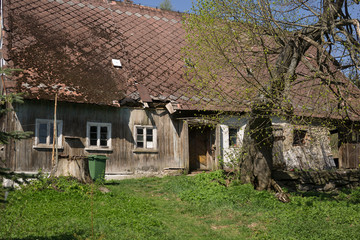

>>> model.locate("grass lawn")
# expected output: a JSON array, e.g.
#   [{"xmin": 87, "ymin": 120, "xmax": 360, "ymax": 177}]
[{"xmin": 1, "ymin": 171, "xmax": 360, "ymax": 240}]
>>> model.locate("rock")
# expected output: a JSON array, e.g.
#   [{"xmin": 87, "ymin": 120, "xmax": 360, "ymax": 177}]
[
  {"xmin": 298, "ymin": 184, "xmax": 312, "ymax": 191},
  {"xmin": 98, "ymin": 186, "xmax": 111, "ymax": 193},
  {"xmin": 323, "ymin": 182, "xmax": 336, "ymax": 191}
]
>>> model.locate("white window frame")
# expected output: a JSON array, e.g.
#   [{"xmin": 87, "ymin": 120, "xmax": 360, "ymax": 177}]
[
  {"xmin": 86, "ymin": 122, "xmax": 112, "ymax": 149},
  {"xmin": 134, "ymin": 125, "xmax": 157, "ymax": 149},
  {"xmin": 34, "ymin": 119, "xmax": 63, "ymax": 148}
]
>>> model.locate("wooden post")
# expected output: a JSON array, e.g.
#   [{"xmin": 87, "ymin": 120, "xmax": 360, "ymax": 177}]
[
  {"xmin": 51, "ymin": 93, "xmax": 58, "ymax": 168},
  {"xmin": 1, "ymin": 74, "xmax": 6, "ymax": 95}
]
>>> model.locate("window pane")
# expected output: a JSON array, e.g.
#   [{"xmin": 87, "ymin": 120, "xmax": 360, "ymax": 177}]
[
  {"xmin": 90, "ymin": 132, "xmax": 97, "ymax": 139},
  {"xmin": 146, "ymin": 134, "xmax": 153, "ymax": 142},
  {"xmin": 146, "ymin": 128, "xmax": 153, "ymax": 135},
  {"xmin": 137, "ymin": 128, "xmax": 143, "ymax": 135},
  {"xmin": 137, "ymin": 127, "xmax": 144, "ymax": 148},
  {"xmin": 100, "ymin": 140, "xmax": 107, "ymax": 146},
  {"xmin": 100, "ymin": 126, "xmax": 107, "ymax": 138},
  {"xmin": 39, "ymin": 123, "xmax": 47, "ymax": 144},
  {"xmin": 90, "ymin": 126, "xmax": 98, "ymax": 146},
  {"xmin": 146, "ymin": 128, "xmax": 154, "ymax": 148},
  {"xmin": 100, "ymin": 126, "xmax": 108, "ymax": 135},
  {"xmin": 229, "ymin": 128, "xmax": 238, "ymax": 147},
  {"xmin": 137, "ymin": 135, "xmax": 144, "ymax": 141},
  {"xmin": 146, "ymin": 129, "xmax": 153, "ymax": 142},
  {"xmin": 90, "ymin": 126, "xmax": 97, "ymax": 134},
  {"xmin": 137, "ymin": 141, "xmax": 144, "ymax": 148},
  {"xmin": 99, "ymin": 127, "xmax": 107, "ymax": 146},
  {"xmin": 146, "ymin": 141, "xmax": 153, "ymax": 148}
]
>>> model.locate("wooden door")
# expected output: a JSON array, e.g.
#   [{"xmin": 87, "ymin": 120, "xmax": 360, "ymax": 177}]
[
  {"xmin": 189, "ymin": 126, "xmax": 214, "ymax": 171},
  {"xmin": 340, "ymin": 143, "xmax": 360, "ymax": 169}
]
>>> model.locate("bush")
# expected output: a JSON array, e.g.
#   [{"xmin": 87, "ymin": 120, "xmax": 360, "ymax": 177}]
[{"xmin": 20, "ymin": 175, "xmax": 93, "ymax": 196}]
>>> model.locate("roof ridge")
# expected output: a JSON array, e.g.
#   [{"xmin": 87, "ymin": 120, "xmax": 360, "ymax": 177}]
[
  {"xmin": 48, "ymin": 0, "xmax": 183, "ymax": 24},
  {"xmin": 64, "ymin": 0, "xmax": 184, "ymax": 16}
]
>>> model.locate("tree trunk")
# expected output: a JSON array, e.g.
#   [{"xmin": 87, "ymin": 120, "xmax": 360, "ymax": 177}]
[
  {"xmin": 240, "ymin": 100, "xmax": 273, "ymax": 190},
  {"xmin": 51, "ymin": 155, "xmax": 92, "ymax": 183},
  {"xmin": 240, "ymin": 40, "xmax": 302, "ymax": 190}
]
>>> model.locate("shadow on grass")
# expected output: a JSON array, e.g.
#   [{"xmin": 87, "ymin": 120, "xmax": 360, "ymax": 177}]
[
  {"xmin": 104, "ymin": 181, "xmax": 122, "ymax": 186},
  {"xmin": 295, "ymin": 191, "xmax": 338, "ymax": 199},
  {"xmin": 0, "ymin": 231, "xmax": 86, "ymax": 240}
]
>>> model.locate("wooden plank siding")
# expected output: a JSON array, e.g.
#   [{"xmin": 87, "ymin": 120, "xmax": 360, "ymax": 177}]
[
  {"xmin": 338, "ymin": 128, "xmax": 360, "ymax": 169},
  {"xmin": 5, "ymin": 100, "xmax": 189, "ymax": 174},
  {"xmin": 340, "ymin": 144, "xmax": 360, "ymax": 169}
]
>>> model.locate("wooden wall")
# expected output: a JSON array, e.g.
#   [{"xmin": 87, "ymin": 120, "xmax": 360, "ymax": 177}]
[
  {"xmin": 4, "ymin": 100, "xmax": 189, "ymax": 174},
  {"xmin": 338, "ymin": 128, "xmax": 360, "ymax": 169},
  {"xmin": 340, "ymin": 144, "xmax": 360, "ymax": 169}
]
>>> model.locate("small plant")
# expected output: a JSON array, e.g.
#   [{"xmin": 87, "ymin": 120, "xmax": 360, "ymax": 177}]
[
  {"xmin": 20, "ymin": 175, "xmax": 93, "ymax": 196},
  {"xmin": 2, "ymin": 175, "xmax": 360, "ymax": 239},
  {"xmin": 349, "ymin": 187, "xmax": 360, "ymax": 204}
]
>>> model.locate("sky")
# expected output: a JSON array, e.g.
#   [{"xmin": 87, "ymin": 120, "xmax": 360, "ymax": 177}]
[{"xmin": 132, "ymin": 0, "xmax": 193, "ymax": 12}]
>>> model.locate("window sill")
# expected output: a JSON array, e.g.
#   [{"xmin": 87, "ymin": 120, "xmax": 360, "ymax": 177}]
[
  {"xmin": 133, "ymin": 148, "xmax": 158, "ymax": 154},
  {"xmin": 33, "ymin": 145, "xmax": 64, "ymax": 150},
  {"xmin": 85, "ymin": 147, "xmax": 113, "ymax": 153}
]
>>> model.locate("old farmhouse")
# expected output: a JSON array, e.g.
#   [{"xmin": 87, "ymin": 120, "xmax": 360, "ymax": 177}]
[{"xmin": 1, "ymin": 0, "xmax": 360, "ymax": 179}]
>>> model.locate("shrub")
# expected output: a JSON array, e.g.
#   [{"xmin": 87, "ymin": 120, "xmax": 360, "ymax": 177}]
[{"xmin": 20, "ymin": 175, "xmax": 93, "ymax": 196}]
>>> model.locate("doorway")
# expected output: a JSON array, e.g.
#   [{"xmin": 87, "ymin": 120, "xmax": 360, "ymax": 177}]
[{"xmin": 189, "ymin": 125, "xmax": 215, "ymax": 171}]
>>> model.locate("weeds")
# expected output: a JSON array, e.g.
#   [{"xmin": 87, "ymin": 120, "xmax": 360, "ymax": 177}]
[
  {"xmin": 20, "ymin": 175, "xmax": 93, "ymax": 196},
  {"xmin": 1, "ymin": 172, "xmax": 360, "ymax": 239}
]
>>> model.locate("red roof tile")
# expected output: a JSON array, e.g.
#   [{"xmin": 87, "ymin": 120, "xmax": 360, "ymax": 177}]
[
  {"xmin": 2, "ymin": 0, "xmax": 188, "ymax": 107},
  {"xmin": 2, "ymin": 0, "xmax": 360, "ymax": 120}
]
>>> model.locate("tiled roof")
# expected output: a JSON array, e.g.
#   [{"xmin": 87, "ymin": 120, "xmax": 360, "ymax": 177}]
[
  {"xmin": 2, "ymin": 0, "xmax": 187, "ymax": 106},
  {"xmin": 2, "ymin": 0, "xmax": 360, "ymax": 120}
]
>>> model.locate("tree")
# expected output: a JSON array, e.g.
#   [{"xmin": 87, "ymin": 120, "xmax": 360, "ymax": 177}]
[
  {"xmin": 185, "ymin": 0, "xmax": 360, "ymax": 190},
  {"xmin": 160, "ymin": 0, "xmax": 173, "ymax": 11},
  {"xmin": 1, "ymin": 82, "xmax": 33, "ymax": 205}
]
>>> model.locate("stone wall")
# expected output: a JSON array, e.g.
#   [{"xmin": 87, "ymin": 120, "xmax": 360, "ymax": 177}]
[
  {"xmin": 273, "ymin": 170, "xmax": 360, "ymax": 192},
  {"xmin": 272, "ymin": 121, "xmax": 336, "ymax": 171}
]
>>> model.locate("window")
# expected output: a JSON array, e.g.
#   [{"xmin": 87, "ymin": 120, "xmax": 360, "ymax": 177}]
[
  {"xmin": 293, "ymin": 129, "xmax": 307, "ymax": 146},
  {"xmin": 351, "ymin": 131, "xmax": 360, "ymax": 143},
  {"xmin": 34, "ymin": 119, "xmax": 63, "ymax": 148},
  {"xmin": 86, "ymin": 122, "xmax": 111, "ymax": 149},
  {"xmin": 134, "ymin": 126, "xmax": 157, "ymax": 149},
  {"xmin": 229, "ymin": 128, "xmax": 238, "ymax": 147}
]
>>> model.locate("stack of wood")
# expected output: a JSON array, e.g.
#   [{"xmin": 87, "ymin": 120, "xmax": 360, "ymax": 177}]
[{"xmin": 271, "ymin": 179, "xmax": 291, "ymax": 203}]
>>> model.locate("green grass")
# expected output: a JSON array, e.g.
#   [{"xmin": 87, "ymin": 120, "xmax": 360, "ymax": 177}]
[{"xmin": 1, "ymin": 172, "xmax": 360, "ymax": 240}]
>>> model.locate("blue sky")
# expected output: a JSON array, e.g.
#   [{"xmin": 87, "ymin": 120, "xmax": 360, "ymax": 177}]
[
  {"xmin": 132, "ymin": 0, "xmax": 193, "ymax": 12},
  {"xmin": 131, "ymin": 1, "xmax": 359, "ymax": 18}
]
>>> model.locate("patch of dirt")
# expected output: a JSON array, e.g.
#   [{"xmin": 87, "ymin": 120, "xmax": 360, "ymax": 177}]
[
  {"xmin": 247, "ymin": 222, "xmax": 267, "ymax": 231},
  {"xmin": 211, "ymin": 225, "xmax": 229, "ymax": 230}
]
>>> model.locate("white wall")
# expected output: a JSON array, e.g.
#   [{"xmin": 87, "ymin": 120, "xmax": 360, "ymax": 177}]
[{"xmin": 219, "ymin": 117, "xmax": 248, "ymax": 165}]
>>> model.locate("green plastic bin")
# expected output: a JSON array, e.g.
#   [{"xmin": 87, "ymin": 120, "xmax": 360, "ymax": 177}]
[{"xmin": 88, "ymin": 155, "xmax": 108, "ymax": 181}]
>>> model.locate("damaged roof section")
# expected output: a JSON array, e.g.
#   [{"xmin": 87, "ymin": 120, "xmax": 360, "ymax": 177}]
[{"xmin": 2, "ymin": 0, "xmax": 187, "ymax": 107}]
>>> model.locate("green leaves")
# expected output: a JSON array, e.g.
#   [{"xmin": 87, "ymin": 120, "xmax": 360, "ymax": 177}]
[
  {"xmin": 0, "ymin": 93, "xmax": 33, "ymax": 144},
  {"xmin": 159, "ymin": 0, "xmax": 173, "ymax": 11},
  {"xmin": 2, "ymin": 175, "xmax": 360, "ymax": 239}
]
